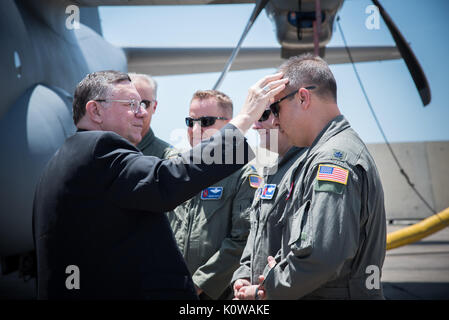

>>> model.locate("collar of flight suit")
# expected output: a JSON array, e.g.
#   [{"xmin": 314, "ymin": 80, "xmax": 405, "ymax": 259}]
[
  {"xmin": 137, "ymin": 127, "xmax": 156, "ymax": 151},
  {"xmin": 264, "ymin": 146, "xmax": 305, "ymax": 177},
  {"xmin": 307, "ymin": 114, "xmax": 350, "ymax": 157},
  {"xmin": 279, "ymin": 146, "xmax": 305, "ymax": 167}
]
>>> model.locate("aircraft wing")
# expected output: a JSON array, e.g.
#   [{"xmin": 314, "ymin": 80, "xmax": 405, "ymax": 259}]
[{"xmin": 124, "ymin": 46, "xmax": 401, "ymax": 76}]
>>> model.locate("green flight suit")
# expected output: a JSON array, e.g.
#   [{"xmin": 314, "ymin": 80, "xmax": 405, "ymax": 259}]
[
  {"xmin": 262, "ymin": 115, "xmax": 386, "ymax": 299},
  {"xmin": 167, "ymin": 164, "xmax": 261, "ymax": 299},
  {"xmin": 137, "ymin": 128, "xmax": 174, "ymax": 158},
  {"xmin": 231, "ymin": 146, "xmax": 306, "ymax": 286}
]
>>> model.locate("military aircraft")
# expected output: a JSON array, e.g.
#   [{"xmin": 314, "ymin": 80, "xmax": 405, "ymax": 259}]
[{"xmin": 0, "ymin": 0, "xmax": 431, "ymax": 278}]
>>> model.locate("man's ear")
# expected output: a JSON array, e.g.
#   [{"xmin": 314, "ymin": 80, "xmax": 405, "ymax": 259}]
[
  {"xmin": 298, "ymin": 88, "xmax": 312, "ymax": 110},
  {"xmin": 85, "ymin": 100, "xmax": 103, "ymax": 124},
  {"xmin": 152, "ymin": 101, "xmax": 158, "ymax": 114}
]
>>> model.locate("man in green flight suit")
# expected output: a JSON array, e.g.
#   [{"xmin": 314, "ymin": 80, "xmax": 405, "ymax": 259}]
[
  {"xmin": 231, "ymin": 104, "xmax": 306, "ymax": 294},
  {"xmin": 166, "ymin": 90, "xmax": 262, "ymax": 300},
  {"xmin": 129, "ymin": 73, "xmax": 175, "ymax": 158},
  {"xmin": 234, "ymin": 54, "xmax": 386, "ymax": 300}
]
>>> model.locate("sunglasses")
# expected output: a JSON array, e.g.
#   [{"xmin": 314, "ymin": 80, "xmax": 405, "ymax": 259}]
[
  {"xmin": 269, "ymin": 85, "xmax": 316, "ymax": 117},
  {"xmin": 258, "ymin": 109, "xmax": 272, "ymax": 122},
  {"xmin": 185, "ymin": 116, "xmax": 229, "ymax": 128},
  {"xmin": 141, "ymin": 99, "xmax": 156, "ymax": 109}
]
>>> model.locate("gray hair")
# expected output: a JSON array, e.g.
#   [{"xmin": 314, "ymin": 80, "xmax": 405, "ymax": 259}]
[
  {"xmin": 72, "ymin": 70, "xmax": 131, "ymax": 124},
  {"xmin": 278, "ymin": 53, "xmax": 337, "ymax": 102},
  {"xmin": 129, "ymin": 73, "xmax": 158, "ymax": 100}
]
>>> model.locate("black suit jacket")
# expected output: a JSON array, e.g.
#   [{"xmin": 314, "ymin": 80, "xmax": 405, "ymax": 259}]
[{"xmin": 33, "ymin": 123, "xmax": 253, "ymax": 299}]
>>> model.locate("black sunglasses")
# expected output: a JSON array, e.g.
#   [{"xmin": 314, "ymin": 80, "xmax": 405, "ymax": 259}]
[
  {"xmin": 258, "ymin": 109, "xmax": 272, "ymax": 122},
  {"xmin": 185, "ymin": 116, "xmax": 228, "ymax": 128},
  {"xmin": 269, "ymin": 86, "xmax": 316, "ymax": 117},
  {"xmin": 141, "ymin": 99, "xmax": 156, "ymax": 109}
]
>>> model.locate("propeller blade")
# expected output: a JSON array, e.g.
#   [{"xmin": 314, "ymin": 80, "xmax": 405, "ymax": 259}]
[
  {"xmin": 372, "ymin": 0, "xmax": 431, "ymax": 106},
  {"xmin": 212, "ymin": 0, "xmax": 270, "ymax": 90}
]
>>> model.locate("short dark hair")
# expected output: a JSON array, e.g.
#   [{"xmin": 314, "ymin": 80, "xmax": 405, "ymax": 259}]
[
  {"xmin": 191, "ymin": 90, "xmax": 233, "ymax": 117},
  {"xmin": 279, "ymin": 53, "xmax": 337, "ymax": 102},
  {"xmin": 72, "ymin": 70, "xmax": 131, "ymax": 124}
]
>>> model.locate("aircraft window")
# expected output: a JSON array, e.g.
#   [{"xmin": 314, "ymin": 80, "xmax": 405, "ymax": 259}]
[
  {"xmin": 14, "ymin": 51, "xmax": 21, "ymax": 79},
  {"xmin": 287, "ymin": 11, "xmax": 326, "ymax": 29}
]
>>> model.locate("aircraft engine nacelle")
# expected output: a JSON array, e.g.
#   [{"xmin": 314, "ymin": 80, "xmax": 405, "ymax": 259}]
[
  {"xmin": 0, "ymin": 85, "xmax": 76, "ymax": 257},
  {"xmin": 0, "ymin": 0, "xmax": 127, "ymax": 262},
  {"xmin": 264, "ymin": 0, "xmax": 344, "ymax": 58}
]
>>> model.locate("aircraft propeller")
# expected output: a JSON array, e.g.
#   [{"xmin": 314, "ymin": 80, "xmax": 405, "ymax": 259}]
[
  {"xmin": 212, "ymin": 0, "xmax": 269, "ymax": 90},
  {"xmin": 372, "ymin": 0, "xmax": 430, "ymax": 106},
  {"xmin": 214, "ymin": 0, "xmax": 431, "ymax": 107}
]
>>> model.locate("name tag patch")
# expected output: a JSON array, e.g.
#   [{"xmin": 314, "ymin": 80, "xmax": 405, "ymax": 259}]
[
  {"xmin": 260, "ymin": 184, "xmax": 276, "ymax": 200},
  {"xmin": 316, "ymin": 164, "xmax": 349, "ymax": 185},
  {"xmin": 201, "ymin": 187, "xmax": 223, "ymax": 200}
]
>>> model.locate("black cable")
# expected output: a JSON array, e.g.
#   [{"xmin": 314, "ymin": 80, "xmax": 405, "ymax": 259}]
[
  {"xmin": 336, "ymin": 16, "xmax": 437, "ymax": 216},
  {"xmin": 296, "ymin": 0, "xmax": 302, "ymax": 40}
]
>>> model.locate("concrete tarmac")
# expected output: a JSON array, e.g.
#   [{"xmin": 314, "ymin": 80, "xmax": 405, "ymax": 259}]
[
  {"xmin": 1, "ymin": 224, "xmax": 448, "ymax": 300},
  {"xmin": 382, "ymin": 223, "xmax": 449, "ymax": 299}
]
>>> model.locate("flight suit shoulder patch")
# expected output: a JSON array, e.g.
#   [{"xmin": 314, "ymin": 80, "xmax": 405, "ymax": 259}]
[
  {"xmin": 314, "ymin": 164, "xmax": 348, "ymax": 194},
  {"xmin": 248, "ymin": 174, "xmax": 262, "ymax": 188},
  {"xmin": 314, "ymin": 180, "xmax": 345, "ymax": 194},
  {"xmin": 332, "ymin": 149, "xmax": 346, "ymax": 161}
]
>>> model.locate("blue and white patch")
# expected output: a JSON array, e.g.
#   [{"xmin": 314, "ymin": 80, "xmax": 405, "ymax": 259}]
[
  {"xmin": 260, "ymin": 184, "xmax": 276, "ymax": 200},
  {"xmin": 201, "ymin": 187, "xmax": 223, "ymax": 200}
]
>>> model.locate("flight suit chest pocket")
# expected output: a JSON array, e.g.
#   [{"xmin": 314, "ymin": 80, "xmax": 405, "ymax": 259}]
[
  {"xmin": 264, "ymin": 184, "xmax": 290, "ymax": 227},
  {"xmin": 266, "ymin": 200, "xmax": 286, "ymax": 226},
  {"xmin": 287, "ymin": 200, "xmax": 313, "ymax": 258}
]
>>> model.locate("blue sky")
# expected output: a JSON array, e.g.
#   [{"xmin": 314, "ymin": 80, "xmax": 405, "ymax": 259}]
[{"xmin": 99, "ymin": 0, "xmax": 449, "ymax": 148}]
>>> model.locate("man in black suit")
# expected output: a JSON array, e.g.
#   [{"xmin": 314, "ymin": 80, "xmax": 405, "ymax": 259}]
[{"xmin": 32, "ymin": 70, "xmax": 287, "ymax": 299}]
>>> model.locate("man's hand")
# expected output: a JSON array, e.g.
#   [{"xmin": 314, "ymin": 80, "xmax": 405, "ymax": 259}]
[
  {"xmin": 234, "ymin": 276, "xmax": 266, "ymax": 300},
  {"xmin": 233, "ymin": 257, "xmax": 277, "ymax": 300},
  {"xmin": 267, "ymin": 255, "xmax": 277, "ymax": 269},
  {"xmin": 230, "ymin": 72, "xmax": 288, "ymax": 134},
  {"xmin": 233, "ymin": 279, "xmax": 251, "ymax": 299}
]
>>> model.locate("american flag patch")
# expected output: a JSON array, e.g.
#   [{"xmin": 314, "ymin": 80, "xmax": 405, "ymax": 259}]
[
  {"xmin": 316, "ymin": 164, "xmax": 349, "ymax": 185},
  {"xmin": 249, "ymin": 175, "xmax": 262, "ymax": 189}
]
